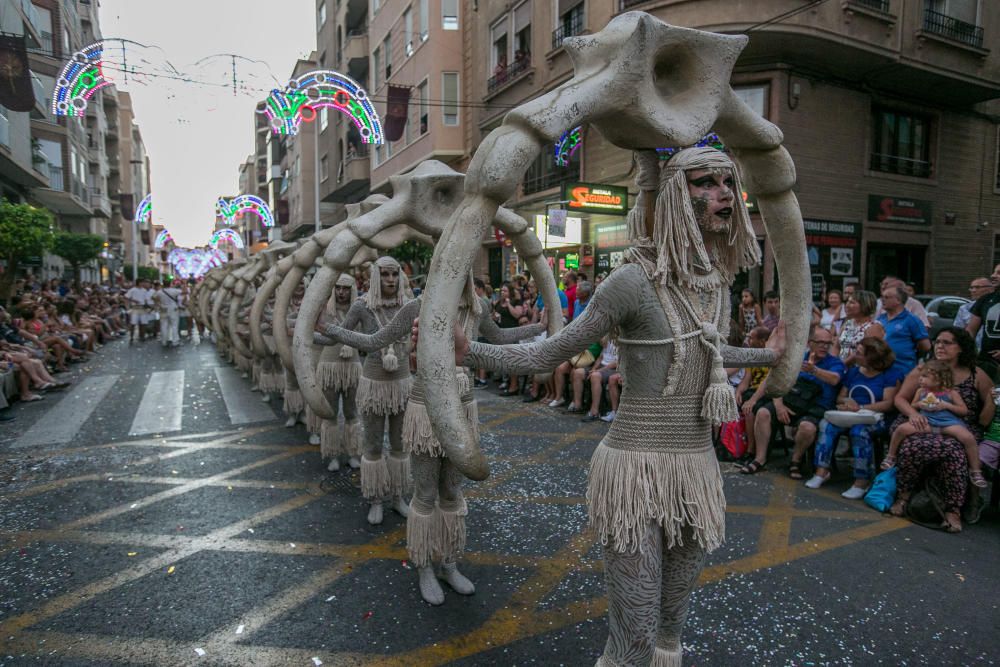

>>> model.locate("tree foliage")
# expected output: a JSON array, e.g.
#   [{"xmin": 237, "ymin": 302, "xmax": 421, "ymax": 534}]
[
  {"xmin": 388, "ymin": 240, "xmax": 434, "ymax": 275},
  {"xmin": 0, "ymin": 200, "xmax": 54, "ymax": 300},
  {"xmin": 52, "ymin": 231, "xmax": 105, "ymax": 286}
]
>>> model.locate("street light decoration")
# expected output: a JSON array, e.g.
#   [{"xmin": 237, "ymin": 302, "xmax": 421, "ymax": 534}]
[
  {"xmin": 656, "ymin": 131, "xmax": 725, "ymax": 160},
  {"xmin": 210, "ymin": 228, "xmax": 245, "ymax": 250},
  {"xmin": 154, "ymin": 229, "xmax": 173, "ymax": 249},
  {"xmin": 52, "ymin": 42, "xmax": 108, "ymax": 117},
  {"xmin": 216, "ymin": 195, "xmax": 274, "ymax": 228},
  {"xmin": 135, "ymin": 194, "xmax": 152, "ymax": 225},
  {"xmin": 554, "ymin": 126, "xmax": 583, "ymax": 167},
  {"xmin": 257, "ymin": 69, "xmax": 383, "ymax": 143},
  {"xmin": 169, "ymin": 247, "xmax": 227, "ymax": 279}
]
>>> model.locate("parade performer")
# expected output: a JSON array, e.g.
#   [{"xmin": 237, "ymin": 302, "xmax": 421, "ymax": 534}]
[
  {"xmin": 315, "ymin": 273, "xmax": 363, "ymax": 471},
  {"xmin": 316, "ymin": 276, "xmax": 543, "ymax": 604},
  {"xmin": 335, "ymin": 256, "xmax": 414, "ymax": 525},
  {"xmin": 442, "ymin": 147, "xmax": 787, "ymax": 665}
]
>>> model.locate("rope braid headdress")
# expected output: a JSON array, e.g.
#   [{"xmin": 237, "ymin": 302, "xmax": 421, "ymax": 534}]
[
  {"xmin": 365, "ymin": 255, "xmax": 410, "ymax": 372},
  {"xmin": 333, "ymin": 272, "xmax": 359, "ymax": 359}
]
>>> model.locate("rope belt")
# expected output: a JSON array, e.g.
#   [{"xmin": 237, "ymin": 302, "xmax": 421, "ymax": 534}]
[
  {"xmin": 362, "ymin": 358, "xmax": 410, "ymax": 382},
  {"xmin": 409, "ymin": 378, "xmax": 473, "ymax": 406},
  {"xmin": 605, "ymin": 394, "xmax": 712, "ymax": 453}
]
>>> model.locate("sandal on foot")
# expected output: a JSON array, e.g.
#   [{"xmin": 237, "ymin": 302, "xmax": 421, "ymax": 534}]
[
  {"xmin": 970, "ymin": 470, "xmax": 988, "ymax": 488},
  {"xmin": 740, "ymin": 460, "xmax": 766, "ymax": 475},
  {"xmin": 880, "ymin": 456, "xmax": 896, "ymax": 470},
  {"xmin": 788, "ymin": 462, "xmax": 804, "ymax": 480},
  {"xmin": 942, "ymin": 514, "xmax": 963, "ymax": 533},
  {"xmin": 889, "ymin": 499, "xmax": 908, "ymax": 517}
]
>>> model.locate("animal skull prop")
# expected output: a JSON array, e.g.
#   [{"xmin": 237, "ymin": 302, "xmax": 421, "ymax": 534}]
[{"xmin": 418, "ymin": 14, "xmax": 810, "ymax": 481}]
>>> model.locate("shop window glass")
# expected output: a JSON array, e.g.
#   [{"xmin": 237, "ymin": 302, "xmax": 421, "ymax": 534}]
[
  {"xmin": 523, "ymin": 141, "xmax": 580, "ymax": 195},
  {"xmin": 733, "ymin": 84, "xmax": 768, "ymax": 119}
]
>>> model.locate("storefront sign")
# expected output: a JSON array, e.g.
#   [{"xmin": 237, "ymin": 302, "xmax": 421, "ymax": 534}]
[
  {"xmin": 803, "ymin": 219, "xmax": 861, "ymax": 247},
  {"xmin": 534, "ymin": 214, "xmax": 582, "ymax": 248},
  {"xmin": 742, "ymin": 191, "xmax": 758, "ymax": 214},
  {"xmin": 563, "ymin": 182, "xmax": 629, "ymax": 215},
  {"xmin": 867, "ymin": 195, "xmax": 932, "ymax": 225},
  {"xmin": 548, "ymin": 209, "xmax": 567, "ymax": 238},
  {"xmin": 564, "ymin": 253, "xmax": 580, "ymax": 269}
]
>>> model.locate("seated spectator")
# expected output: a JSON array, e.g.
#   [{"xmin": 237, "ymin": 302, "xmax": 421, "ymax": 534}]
[
  {"xmin": 740, "ymin": 326, "xmax": 845, "ymax": 476},
  {"xmin": 736, "ymin": 326, "xmax": 773, "ymax": 461},
  {"xmin": 573, "ymin": 337, "xmax": 618, "ymax": 422},
  {"xmin": 601, "ymin": 371, "xmax": 622, "ymax": 423},
  {"xmin": 875, "ymin": 276, "xmax": 930, "ymax": 326},
  {"xmin": 954, "ymin": 275, "xmax": 992, "ymax": 351},
  {"xmin": 804, "ymin": 337, "xmax": 902, "ymax": 498},
  {"xmin": 888, "ymin": 328, "xmax": 994, "ymax": 533},
  {"xmin": 833, "ymin": 290, "xmax": 884, "ymax": 366},
  {"xmin": 876, "ymin": 285, "xmax": 930, "ymax": 373}
]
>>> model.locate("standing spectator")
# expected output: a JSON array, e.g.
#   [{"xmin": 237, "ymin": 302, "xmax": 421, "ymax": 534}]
[
  {"xmin": 819, "ymin": 289, "xmax": 847, "ymax": 334},
  {"xmin": 964, "ymin": 263, "xmax": 1000, "ymax": 382},
  {"xmin": 737, "ymin": 288, "xmax": 762, "ymax": 342},
  {"xmin": 833, "ymin": 290, "xmax": 884, "ymax": 366},
  {"xmin": 740, "ymin": 326, "xmax": 845, "ymax": 476},
  {"xmin": 954, "ymin": 275, "xmax": 992, "ymax": 350},
  {"xmin": 761, "ymin": 290, "xmax": 780, "ymax": 332},
  {"xmin": 843, "ymin": 282, "xmax": 858, "ymax": 301},
  {"xmin": 877, "ymin": 285, "xmax": 930, "ymax": 373},
  {"xmin": 494, "ymin": 283, "xmax": 525, "ymax": 396},
  {"xmin": 804, "ymin": 337, "xmax": 902, "ymax": 497},
  {"xmin": 563, "ymin": 270, "xmax": 578, "ymax": 320}
]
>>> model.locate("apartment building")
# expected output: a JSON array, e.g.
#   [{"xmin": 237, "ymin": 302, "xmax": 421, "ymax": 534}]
[
  {"xmin": 109, "ymin": 91, "xmax": 153, "ymax": 277},
  {"xmin": 466, "ymin": 0, "xmax": 1000, "ymax": 295}
]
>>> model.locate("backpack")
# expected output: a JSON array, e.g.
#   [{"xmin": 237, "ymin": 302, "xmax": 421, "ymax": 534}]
[{"xmin": 907, "ymin": 479, "xmax": 948, "ymax": 529}]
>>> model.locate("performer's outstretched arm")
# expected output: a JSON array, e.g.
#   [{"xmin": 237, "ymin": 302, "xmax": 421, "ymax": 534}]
[{"xmin": 316, "ymin": 300, "xmax": 420, "ymax": 352}]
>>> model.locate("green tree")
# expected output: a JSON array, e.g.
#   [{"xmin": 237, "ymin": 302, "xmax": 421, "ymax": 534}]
[
  {"xmin": 0, "ymin": 200, "xmax": 54, "ymax": 302},
  {"xmin": 388, "ymin": 240, "xmax": 434, "ymax": 280},
  {"xmin": 123, "ymin": 265, "xmax": 160, "ymax": 282},
  {"xmin": 52, "ymin": 231, "xmax": 105, "ymax": 287}
]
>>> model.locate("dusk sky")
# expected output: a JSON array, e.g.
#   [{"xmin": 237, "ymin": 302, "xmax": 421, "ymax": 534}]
[{"xmin": 99, "ymin": 1, "xmax": 315, "ymax": 246}]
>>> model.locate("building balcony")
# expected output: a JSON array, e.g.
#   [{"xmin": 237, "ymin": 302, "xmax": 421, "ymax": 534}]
[
  {"xmin": 345, "ymin": 30, "xmax": 369, "ymax": 82},
  {"xmin": 90, "ymin": 187, "xmax": 111, "ymax": 218},
  {"xmin": 0, "ymin": 137, "xmax": 50, "ymax": 190},
  {"xmin": 847, "ymin": 0, "xmax": 890, "ymax": 12},
  {"xmin": 325, "ymin": 146, "xmax": 369, "ymax": 203},
  {"xmin": 30, "ymin": 72, "xmax": 47, "ymax": 119},
  {"xmin": 32, "ymin": 167, "xmax": 94, "ymax": 216},
  {"xmin": 920, "ymin": 7, "xmax": 984, "ymax": 49},
  {"xmin": 20, "ymin": 0, "xmax": 44, "ymax": 49},
  {"xmin": 551, "ymin": 12, "xmax": 585, "ymax": 51},
  {"xmin": 487, "ymin": 57, "xmax": 532, "ymax": 96}
]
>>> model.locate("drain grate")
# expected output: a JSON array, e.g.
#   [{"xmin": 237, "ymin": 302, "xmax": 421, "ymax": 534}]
[{"xmin": 320, "ymin": 471, "xmax": 361, "ymax": 495}]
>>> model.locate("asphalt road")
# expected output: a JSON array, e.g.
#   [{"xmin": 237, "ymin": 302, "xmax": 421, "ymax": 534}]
[{"xmin": 1, "ymin": 337, "xmax": 998, "ymax": 666}]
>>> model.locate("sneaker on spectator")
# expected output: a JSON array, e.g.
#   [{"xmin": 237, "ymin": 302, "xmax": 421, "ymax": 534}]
[
  {"xmin": 566, "ymin": 403, "xmax": 584, "ymax": 414},
  {"xmin": 600, "ymin": 410, "xmax": 616, "ymax": 423},
  {"xmin": 548, "ymin": 398, "xmax": 566, "ymax": 408},
  {"xmin": 841, "ymin": 486, "xmax": 866, "ymax": 500},
  {"xmin": 581, "ymin": 412, "xmax": 600, "ymax": 423},
  {"xmin": 804, "ymin": 474, "xmax": 828, "ymax": 489}
]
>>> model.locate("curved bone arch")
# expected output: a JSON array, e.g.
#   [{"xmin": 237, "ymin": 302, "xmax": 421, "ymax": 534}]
[
  {"xmin": 418, "ymin": 13, "xmax": 810, "ymax": 481},
  {"xmin": 291, "ymin": 160, "xmax": 564, "ymax": 427}
]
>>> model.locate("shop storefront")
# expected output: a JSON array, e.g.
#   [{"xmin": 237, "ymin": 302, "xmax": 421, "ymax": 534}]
[{"xmin": 863, "ymin": 194, "xmax": 931, "ymax": 292}]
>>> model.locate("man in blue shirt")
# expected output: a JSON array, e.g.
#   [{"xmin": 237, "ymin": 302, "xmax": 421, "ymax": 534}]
[
  {"xmin": 877, "ymin": 285, "xmax": 930, "ymax": 373},
  {"xmin": 571, "ymin": 280, "xmax": 593, "ymax": 321},
  {"xmin": 741, "ymin": 326, "xmax": 845, "ymax": 476}
]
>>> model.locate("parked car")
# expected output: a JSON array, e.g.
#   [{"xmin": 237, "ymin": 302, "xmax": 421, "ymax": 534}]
[{"xmin": 915, "ymin": 295, "xmax": 971, "ymax": 337}]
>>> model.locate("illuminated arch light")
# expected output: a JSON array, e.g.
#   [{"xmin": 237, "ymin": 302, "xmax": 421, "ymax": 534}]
[
  {"xmin": 656, "ymin": 132, "xmax": 725, "ymax": 160},
  {"xmin": 210, "ymin": 228, "xmax": 245, "ymax": 250},
  {"xmin": 154, "ymin": 229, "xmax": 173, "ymax": 250},
  {"xmin": 256, "ymin": 70, "xmax": 383, "ymax": 144},
  {"xmin": 216, "ymin": 195, "xmax": 274, "ymax": 228},
  {"xmin": 554, "ymin": 126, "xmax": 583, "ymax": 167},
  {"xmin": 135, "ymin": 194, "xmax": 153, "ymax": 225},
  {"xmin": 168, "ymin": 248, "xmax": 228, "ymax": 279},
  {"xmin": 52, "ymin": 42, "xmax": 109, "ymax": 117}
]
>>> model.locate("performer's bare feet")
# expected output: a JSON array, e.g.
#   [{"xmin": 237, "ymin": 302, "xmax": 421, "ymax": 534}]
[
  {"xmin": 367, "ymin": 502, "xmax": 383, "ymax": 525},
  {"xmin": 419, "ymin": 566, "xmax": 445, "ymax": 605}
]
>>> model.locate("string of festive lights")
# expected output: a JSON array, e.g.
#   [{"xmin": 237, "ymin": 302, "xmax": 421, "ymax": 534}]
[
  {"xmin": 210, "ymin": 228, "xmax": 245, "ymax": 250},
  {"xmin": 134, "ymin": 194, "xmax": 153, "ymax": 224},
  {"xmin": 154, "ymin": 229, "xmax": 173, "ymax": 250},
  {"xmin": 216, "ymin": 195, "xmax": 274, "ymax": 228},
  {"xmin": 258, "ymin": 70, "xmax": 383, "ymax": 142},
  {"xmin": 52, "ymin": 42, "xmax": 108, "ymax": 117},
  {"xmin": 657, "ymin": 132, "xmax": 726, "ymax": 160},
  {"xmin": 554, "ymin": 126, "xmax": 583, "ymax": 167},
  {"xmin": 168, "ymin": 247, "xmax": 228, "ymax": 279}
]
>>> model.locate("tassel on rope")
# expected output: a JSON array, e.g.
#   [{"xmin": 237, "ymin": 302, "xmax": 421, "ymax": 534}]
[
  {"xmin": 697, "ymin": 322, "xmax": 739, "ymax": 424},
  {"xmin": 381, "ymin": 344, "xmax": 399, "ymax": 372},
  {"xmin": 340, "ymin": 344, "xmax": 355, "ymax": 359}
]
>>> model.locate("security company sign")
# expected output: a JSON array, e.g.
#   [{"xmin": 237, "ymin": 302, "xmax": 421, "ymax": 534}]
[{"xmin": 563, "ymin": 182, "xmax": 629, "ymax": 216}]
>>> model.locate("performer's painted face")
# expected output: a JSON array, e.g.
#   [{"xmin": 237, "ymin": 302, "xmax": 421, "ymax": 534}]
[
  {"xmin": 380, "ymin": 267, "xmax": 399, "ymax": 297},
  {"xmin": 685, "ymin": 168, "xmax": 736, "ymax": 235},
  {"xmin": 334, "ymin": 284, "xmax": 352, "ymax": 304}
]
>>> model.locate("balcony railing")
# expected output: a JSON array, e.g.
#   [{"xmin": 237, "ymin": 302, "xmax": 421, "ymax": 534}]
[
  {"xmin": 487, "ymin": 57, "xmax": 531, "ymax": 94},
  {"xmin": 345, "ymin": 144, "xmax": 370, "ymax": 161},
  {"xmin": 552, "ymin": 12, "xmax": 585, "ymax": 50},
  {"xmin": 870, "ymin": 152, "xmax": 932, "ymax": 178},
  {"xmin": 922, "ymin": 7, "xmax": 984, "ymax": 48}
]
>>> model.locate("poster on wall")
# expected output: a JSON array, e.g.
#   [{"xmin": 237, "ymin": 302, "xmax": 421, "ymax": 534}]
[{"xmin": 830, "ymin": 248, "xmax": 854, "ymax": 276}]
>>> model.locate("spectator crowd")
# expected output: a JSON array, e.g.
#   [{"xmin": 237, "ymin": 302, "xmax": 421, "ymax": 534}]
[{"xmin": 473, "ymin": 266, "xmax": 1000, "ymax": 534}]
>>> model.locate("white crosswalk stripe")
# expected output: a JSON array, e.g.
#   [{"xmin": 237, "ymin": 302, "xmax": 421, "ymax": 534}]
[
  {"xmin": 129, "ymin": 370, "xmax": 185, "ymax": 436},
  {"xmin": 14, "ymin": 374, "xmax": 120, "ymax": 448},
  {"xmin": 214, "ymin": 366, "xmax": 276, "ymax": 425}
]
